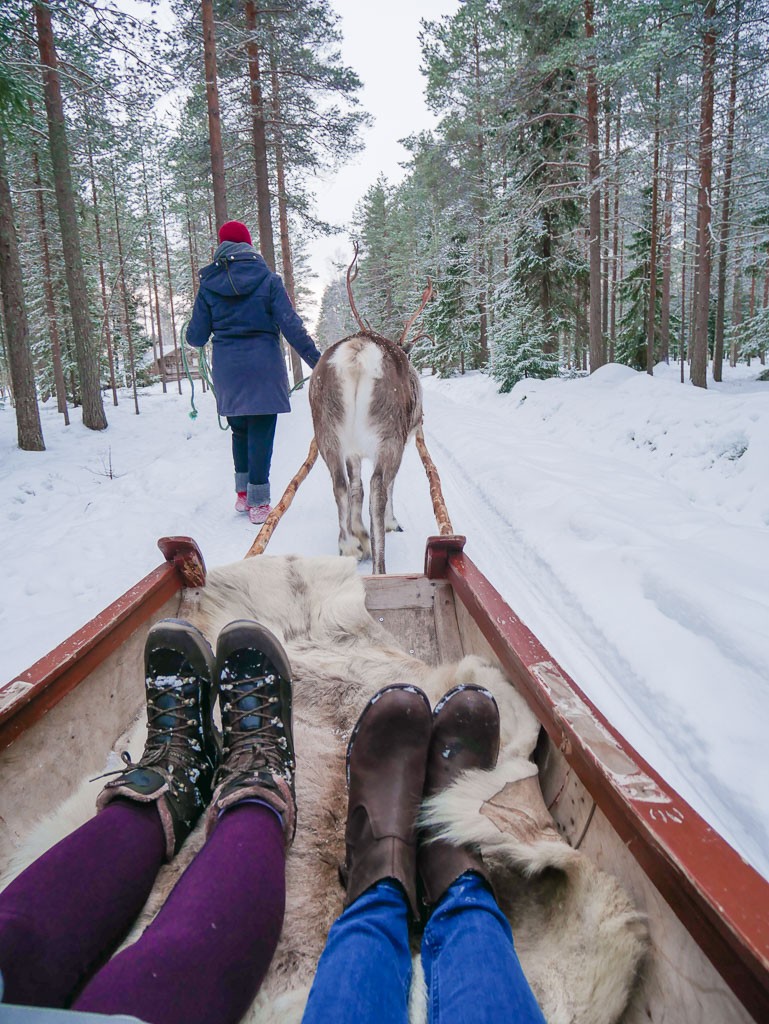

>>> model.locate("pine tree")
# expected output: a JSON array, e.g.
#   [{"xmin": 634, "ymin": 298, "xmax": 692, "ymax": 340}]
[{"xmin": 489, "ymin": 279, "xmax": 558, "ymax": 391}]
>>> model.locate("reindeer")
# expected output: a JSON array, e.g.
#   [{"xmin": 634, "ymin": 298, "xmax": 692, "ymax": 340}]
[{"xmin": 309, "ymin": 247, "xmax": 433, "ymax": 574}]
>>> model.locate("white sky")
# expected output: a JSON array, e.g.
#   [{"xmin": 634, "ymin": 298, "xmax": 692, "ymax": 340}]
[{"xmin": 303, "ymin": 0, "xmax": 461, "ymax": 318}]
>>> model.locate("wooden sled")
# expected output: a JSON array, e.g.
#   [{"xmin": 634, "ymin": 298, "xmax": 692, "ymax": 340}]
[{"xmin": 1, "ymin": 429, "xmax": 768, "ymax": 1022}]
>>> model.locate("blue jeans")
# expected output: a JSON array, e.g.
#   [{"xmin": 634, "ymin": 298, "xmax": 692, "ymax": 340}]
[
  {"xmin": 302, "ymin": 874, "xmax": 546, "ymax": 1024},
  {"xmin": 228, "ymin": 414, "xmax": 277, "ymax": 504}
]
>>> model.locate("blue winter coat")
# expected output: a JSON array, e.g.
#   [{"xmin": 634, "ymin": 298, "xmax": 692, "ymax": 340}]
[{"xmin": 186, "ymin": 241, "xmax": 322, "ymax": 416}]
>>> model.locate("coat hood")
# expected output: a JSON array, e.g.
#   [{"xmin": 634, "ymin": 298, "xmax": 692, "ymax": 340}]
[{"xmin": 199, "ymin": 242, "xmax": 271, "ymax": 297}]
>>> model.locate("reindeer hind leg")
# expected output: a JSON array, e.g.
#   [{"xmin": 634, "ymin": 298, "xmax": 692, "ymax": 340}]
[
  {"xmin": 385, "ymin": 477, "xmax": 403, "ymax": 533},
  {"xmin": 346, "ymin": 454, "xmax": 371, "ymax": 558},
  {"xmin": 369, "ymin": 464, "xmax": 393, "ymax": 575},
  {"xmin": 325, "ymin": 447, "xmax": 363, "ymax": 560}
]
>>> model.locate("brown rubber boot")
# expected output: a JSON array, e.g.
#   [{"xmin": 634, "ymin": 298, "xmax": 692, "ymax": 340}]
[
  {"xmin": 418, "ymin": 684, "xmax": 500, "ymax": 909},
  {"xmin": 342, "ymin": 684, "xmax": 433, "ymax": 917}
]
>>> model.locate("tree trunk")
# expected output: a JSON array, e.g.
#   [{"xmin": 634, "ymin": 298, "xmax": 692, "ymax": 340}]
[
  {"xmin": 35, "ymin": 1, "xmax": 106, "ymax": 429},
  {"xmin": 713, "ymin": 2, "xmax": 740, "ymax": 383},
  {"xmin": 659, "ymin": 153, "xmax": 674, "ymax": 363},
  {"xmin": 111, "ymin": 163, "xmax": 139, "ymax": 415},
  {"xmin": 141, "ymin": 148, "xmax": 166, "ymax": 393},
  {"xmin": 0, "ymin": 132, "xmax": 45, "ymax": 450},
  {"xmin": 602, "ymin": 85, "xmax": 610, "ymax": 341},
  {"xmin": 584, "ymin": 0, "xmax": 603, "ymax": 372},
  {"xmin": 185, "ymin": 193, "xmax": 199, "ymax": 296},
  {"xmin": 184, "ymin": 193, "xmax": 205, "ymax": 389},
  {"xmin": 646, "ymin": 61, "xmax": 661, "ymax": 375},
  {"xmin": 202, "ymin": 0, "xmax": 228, "ymax": 229},
  {"xmin": 85, "ymin": 125, "xmax": 118, "ymax": 406},
  {"xmin": 610, "ymin": 98, "xmax": 621, "ymax": 362},
  {"xmin": 244, "ymin": 0, "xmax": 276, "ymax": 270},
  {"xmin": 730, "ymin": 241, "xmax": 742, "ymax": 366},
  {"xmin": 31, "ymin": 142, "xmax": 68, "ymax": 423},
  {"xmin": 158, "ymin": 160, "xmax": 182, "ymax": 394},
  {"xmin": 691, "ymin": 0, "xmax": 717, "ymax": 389},
  {"xmin": 473, "ymin": 21, "xmax": 488, "ymax": 364},
  {"xmin": 681, "ymin": 139, "xmax": 690, "ymax": 381},
  {"xmin": 145, "ymin": 244, "xmax": 157, "ymax": 366},
  {"xmin": 269, "ymin": 42, "xmax": 303, "ymax": 386}
]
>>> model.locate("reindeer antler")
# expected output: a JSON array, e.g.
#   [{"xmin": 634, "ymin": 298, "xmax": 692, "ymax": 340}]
[
  {"xmin": 398, "ymin": 278, "xmax": 434, "ymax": 348},
  {"xmin": 347, "ymin": 241, "xmax": 371, "ymax": 332}
]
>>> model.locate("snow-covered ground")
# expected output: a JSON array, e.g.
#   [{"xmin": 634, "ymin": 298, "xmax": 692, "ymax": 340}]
[{"xmin": 1, "ymin": 361, "xmax": 768, "ymax": 880}]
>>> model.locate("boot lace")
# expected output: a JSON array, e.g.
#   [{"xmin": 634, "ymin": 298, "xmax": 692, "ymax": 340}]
[
  {"xmin": 216, "ymin": 676, "xmax": 291, "ymax": 784},
  {"xmin": 93, "ymin": 687, "xmax": 201, "ymax": 782}
]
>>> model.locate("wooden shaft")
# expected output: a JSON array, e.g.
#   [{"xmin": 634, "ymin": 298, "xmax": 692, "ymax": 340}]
[
  {"xmin": 414, "ymin": 427, "xmax": 454, "ymax": 536},
  {"xmin": 245, "ymin": 439, "xmax": 319, "ymax": 557}
]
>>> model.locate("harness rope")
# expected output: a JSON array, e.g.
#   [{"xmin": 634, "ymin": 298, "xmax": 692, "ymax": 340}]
[{"xmin": 244, "ymin": 430, "xmax": 453, "ymax": 558}]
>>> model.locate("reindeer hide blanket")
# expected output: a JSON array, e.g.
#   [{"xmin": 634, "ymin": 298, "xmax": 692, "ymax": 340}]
[{"xmin": 4, "ymin": 555, "xmax": 647, "ymax": 1023}]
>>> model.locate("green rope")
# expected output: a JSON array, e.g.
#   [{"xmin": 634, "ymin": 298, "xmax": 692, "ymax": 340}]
[{"xmin": 179, "ymin": 319, "xmax": 229, "ymax": 430}]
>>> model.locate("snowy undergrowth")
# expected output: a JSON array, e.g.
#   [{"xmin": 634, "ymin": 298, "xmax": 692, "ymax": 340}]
[{"xmin": 1, "ymin": 361, "xmax": 768, "ymax": 880}]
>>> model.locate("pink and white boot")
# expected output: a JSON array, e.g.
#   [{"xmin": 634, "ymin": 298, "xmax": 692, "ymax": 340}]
[
  {"xmin": 235, "ymin": 491, "xmax": 248, "ymax": 514},
  {"xmin": 248, "ymin": 503, "xmax": 272, "ymax": 525}
]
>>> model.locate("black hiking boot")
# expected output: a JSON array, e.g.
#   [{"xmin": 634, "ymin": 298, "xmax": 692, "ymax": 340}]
[
  {"xmin": 206, "ymin": 620, "xmax": 297, "ymax": 845},
  {"xmin": 97, "ymin": 619, "xmax": 218, "ymax": 859}
]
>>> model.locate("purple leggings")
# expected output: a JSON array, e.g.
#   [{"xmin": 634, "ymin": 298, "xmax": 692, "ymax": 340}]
[{"xmin": 0, "ymin": 799, "xmax": 286, "ymax": 1024}]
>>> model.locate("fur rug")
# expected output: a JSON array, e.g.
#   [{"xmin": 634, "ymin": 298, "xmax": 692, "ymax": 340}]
[{"xmin": 2, "ymin": 555, "xmax": 647, "ymax": 1023}]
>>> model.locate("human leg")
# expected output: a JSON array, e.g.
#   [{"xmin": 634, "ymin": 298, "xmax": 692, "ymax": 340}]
[
  {"xmin": 75, "ymin": 803, "xmax": 286, "ymax": 1024},
  {"xmin": 0, "ymin": 801, "xmax": 164, "ymax": 1007},
  {"xmin": 0, "ymin": 620, "xmax": 218, "ymax": 1008},
  {"xmin": 227, "ymin": 415, "xmax": 249, "ymax": 498},
  {"xmin": 302, "ymin": 881, "xmax": 411, "ymax": 1024},
  {"xmin": 245, "ymin": 414, "xmax": 277, "ymax": 509},
  {"xmin": 421, "ymin": 873, "xmax": 545, "ymax": 1024},
  {"xmin": 78, "ymin": 620, "xmax": 297, "ymax": 1024},
  {"xmin": 302, "ymin": 685, "xmax": 433, "ymax": 1024},
  {"xmin": 418, "ymin": 685, "xmax": 545, "ymax": 1024}
]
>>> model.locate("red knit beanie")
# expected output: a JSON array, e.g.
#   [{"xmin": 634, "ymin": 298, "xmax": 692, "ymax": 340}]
[{"xmin": 218, "ymin": 220, "xmax": 252, "ymax": 245}]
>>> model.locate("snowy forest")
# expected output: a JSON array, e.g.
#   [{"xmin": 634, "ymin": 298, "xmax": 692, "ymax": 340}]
[{"xmin": 1, "ymin": 0, "xmax": 768, "ymax": 454}]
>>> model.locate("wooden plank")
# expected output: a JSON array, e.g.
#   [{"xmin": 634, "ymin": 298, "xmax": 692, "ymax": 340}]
[
  {"xmin": 364, "ymin": 574, "xmax": 438, "ymax": 610},
  {"xmin": 372, "ymin": 607, "xmax": 441, "ymax": 666},
  {"xmin": 440, "ymin": 547, "xmax": 769, "ymax": 1022},
  {"xmin": 432, "ymin": 584, "xmax": 465, "ymax": 664}
]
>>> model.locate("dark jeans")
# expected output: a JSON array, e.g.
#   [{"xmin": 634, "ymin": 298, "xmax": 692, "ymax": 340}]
[{"xmin": 227, "ymin": 415, "xmax": 278, "ymax": 503}]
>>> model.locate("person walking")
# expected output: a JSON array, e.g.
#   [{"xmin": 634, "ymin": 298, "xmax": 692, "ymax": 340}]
[{"xmin": 186, "ymin": 221, "xmax": 322, "ymax": 524}]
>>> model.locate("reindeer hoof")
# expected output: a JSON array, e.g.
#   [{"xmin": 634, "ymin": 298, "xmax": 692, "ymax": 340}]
[
  {"xmin": 340, "ymin": 538, "xmax": 365, "ymax": 561},
  {"xmin": 386, "ymin": 522, "xmax": 403, "ymax": 534}
]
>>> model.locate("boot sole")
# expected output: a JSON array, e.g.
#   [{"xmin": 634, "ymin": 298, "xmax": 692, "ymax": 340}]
[{"xmin": 346, "ymin": 684, "xmax": 431, "ymax": 787}]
